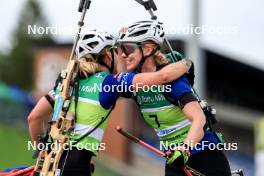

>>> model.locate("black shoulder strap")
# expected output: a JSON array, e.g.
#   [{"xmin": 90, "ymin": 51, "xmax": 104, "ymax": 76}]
[
  {"xmin": 162, "ymin": 92, "xmax": 181, "ymax": 107},
  {"xmin": 73, "ymin": 75, "xmax": 80, "ymax": 122},
  {"xmin": 71, "ymin": 101, "xmax": 116, "ymax": 145}
]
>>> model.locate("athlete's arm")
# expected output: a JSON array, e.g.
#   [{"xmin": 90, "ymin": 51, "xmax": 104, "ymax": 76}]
[
  {"xmin": 28, "ymin": 77, "xmax": 58, "ymax": 143},
  {"xmin": 114, "ymin": 47, "xmax": 126, "ymax": 73},
  {"xmin": 182, "ymin": 101, "xmax": 206, "ymax": 147},
  {"xmin": 132, "ymin": 59, "xmax": 191, "ymax": 87},
  {"xmin": 113, "ymin": 60, "xmax": 190, "ymax": 93},
  {"xmin": 165, "ymin": 76, "xmax": 206, "ymax": 147},
  {"xmin": 27, "ymin": 96, "xmax": 53, "ymax": 143}
]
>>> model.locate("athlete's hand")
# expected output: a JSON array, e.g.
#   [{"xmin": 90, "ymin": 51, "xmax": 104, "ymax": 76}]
[
  {"xmin": 113, "ymin": 47, "xmax": 126, "ymax": 72},
  {"xmin": 166, "ymin": 147, "xmax": 190, "ymax": 168},
  {"xmin": 119, "ymin": 27, "xmax": 128, "ymax": 34}
]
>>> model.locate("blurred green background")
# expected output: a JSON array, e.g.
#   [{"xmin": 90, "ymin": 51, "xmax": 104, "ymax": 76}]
[{"xmin": 0, "ymin": 123, "xmax": 118, "ymax": 176}]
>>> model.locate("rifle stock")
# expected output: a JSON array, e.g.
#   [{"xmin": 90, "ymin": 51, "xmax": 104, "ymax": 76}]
[{"xmin": 33, "ymin": 1, "xmax": 91, "ymax": 175}]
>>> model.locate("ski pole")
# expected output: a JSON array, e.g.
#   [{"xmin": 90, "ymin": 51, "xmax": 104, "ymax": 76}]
[
  {"xmin": 133, "ymin": 0, "xmax": 178, "ymax": 63},
  {"xmin": 116, "ymin": 126, "xmax": 205, "ymax": 176},
  {"xmin": 69, "ymin": 0, "xmax": 91, "ymax": 60},
  {"xmin": 116, "ymin": 125, "xmax": 168, "ymax": 157}
]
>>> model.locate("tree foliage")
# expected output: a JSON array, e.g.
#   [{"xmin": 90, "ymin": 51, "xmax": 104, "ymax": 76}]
[{"xmin": 0, "ymin": 0, "xmax": 54, "ymax": 91}]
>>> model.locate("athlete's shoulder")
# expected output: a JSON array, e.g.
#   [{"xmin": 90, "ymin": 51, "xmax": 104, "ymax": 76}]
[
  {"xmin": 101, "ymin": 74, "xmax": 118, "ymax": 86},
  {"xmin": 165, "ymin": 75, "xmax": 192, "ymax": 100},
  {"xmin": 94, "ymin": 71, "xmax": 110, "ymax": 79},
  {"xmin": 115, "ymin": 72, "xmax": 135, "ymax": 85},
  {"xmin": 170, "ymin": 75, "xmax": 191, "ymax": 88}
]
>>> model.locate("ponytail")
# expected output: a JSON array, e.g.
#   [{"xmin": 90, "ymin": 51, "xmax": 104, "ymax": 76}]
[
  {"xmin": 79, "ymin": 54, "xmax": 100, "ymax": 77},
  {"xmin": 153, "ymin": 50, "xmax": 168, "ymax": 66}
]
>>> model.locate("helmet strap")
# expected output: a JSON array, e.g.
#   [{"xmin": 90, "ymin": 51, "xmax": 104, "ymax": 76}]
[
  {"xmin": 136, "ymin": 44, "xmax": 160, "ymax": 73},
  {"xmin": 109, "ymin": 48, "xmax": 115, "ymax": 73},
  {"xmin": 97, "ymin": 49, "xmax": 114, "ymax": 74}
]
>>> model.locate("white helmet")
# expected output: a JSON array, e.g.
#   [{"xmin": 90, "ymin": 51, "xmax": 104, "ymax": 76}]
[
  {"xmin": 76, "ymin": 30, "xmax": 116, "ymax": 59},
  {"xmin": 118, "ymin": 20, "xmax": 165, "ymax": 45}
]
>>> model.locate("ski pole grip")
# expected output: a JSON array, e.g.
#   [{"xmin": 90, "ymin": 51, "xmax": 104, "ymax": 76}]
[
  {"xmin": 78, "ymin": 0, "xmax": 91, "ymax": 12},
  {"xmin": 84, "ymin": 0, "xmax": 91, "ymax": 9},
  {"xmin": 78, "ymin": 0, "xmax": 85, "ymax": 12},
  {"xmin": 149, "ymin": 0, "xmax": 157, "ymax": 11}
]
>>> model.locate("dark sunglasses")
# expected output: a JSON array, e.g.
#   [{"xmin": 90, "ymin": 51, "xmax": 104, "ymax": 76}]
[{"xmin": 121, "ymin": 43, "xmax": 141, "ymax": 56}]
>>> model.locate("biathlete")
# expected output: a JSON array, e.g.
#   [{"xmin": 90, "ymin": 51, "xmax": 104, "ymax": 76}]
[{"xmin": 117, "ymin": 20, "xmax": 231, "ymax": 176}]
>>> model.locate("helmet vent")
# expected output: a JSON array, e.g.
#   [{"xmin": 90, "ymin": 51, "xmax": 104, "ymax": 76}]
[
  {"xmin": 83, "ymin": 34, "xmax": 95, "ymax": 40},
  {"xmin": 105, "ymin": 36, "xmax": 113, "ymax": 40},
  {"xmin": 120, "ymin": 33, "xmax": 125, "ymax": 39},
  {"xmin": 128, "ymin": 24, "xmax": 137, "ymax": 29},
  {"xmin": 129, "ymin": 30, "xmax": 148, "ymax": 37},
  {"xmin": 139, "ymin": 24, "xmax": 151, "ymax": 28},
  {"xmin": 138, "ymin": 20, "xmax": 151, "ymax": 23},
  {"xmin": 79, "ymin": 47, "xmax": 84, "ymax": 53},
  {"xmin": 128, "ymin": 28, "xmax": 135, "ymax": 33},
  {"xmin": 88, "ymin": 41, "xmax": 99, "ymax": 48},
  {"xmin": 154, "ymin": 28, "xmax": 157, "ymax": 36}
]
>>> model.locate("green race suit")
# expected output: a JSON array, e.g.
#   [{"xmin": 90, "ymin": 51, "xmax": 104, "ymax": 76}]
[
  {"xmin": 136, "ymin": 87, "xmax": 191, "ymax": 146},
  {"xmin": 68, "ymin": 72, "xmax": 112, "ymax": 155},
  {"xmin": 134, "ymin": 52, "xmax": 219, "ymax": 154}
]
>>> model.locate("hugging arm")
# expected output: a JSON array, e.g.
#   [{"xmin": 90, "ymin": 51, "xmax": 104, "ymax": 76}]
[
  {"xmin": 132, "ymin": 59, "xmax": 191, "ymax": 87},
  {"xmin": 166, "ymin": 77, "xmax": 206, "ymax": 147},
  {"xmin": 182, "ymin": 101, "xmax": 206, "ymax": 147}
]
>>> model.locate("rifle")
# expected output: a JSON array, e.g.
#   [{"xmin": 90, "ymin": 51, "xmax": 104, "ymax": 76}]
[{"xmin": 33, "ymin": 1, "xmax": 91, "ymax": 175}]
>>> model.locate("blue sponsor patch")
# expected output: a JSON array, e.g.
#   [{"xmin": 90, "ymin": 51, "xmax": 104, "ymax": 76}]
[
  {"xmin": 52, "ymin": 96, "xmax": 63, "ymax": 121},
  {"xmin": 157, "ymin": 127, "xmax": 179, "ymax": 137}
]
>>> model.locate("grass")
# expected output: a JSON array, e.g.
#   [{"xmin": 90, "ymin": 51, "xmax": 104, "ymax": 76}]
[
  {"xmin": 0, "ymin": 123, "xmax": 118, "ymax": 176},
  {"xmin": 0, "ymin": 123, "xmax": 34, "ymax": 170}
]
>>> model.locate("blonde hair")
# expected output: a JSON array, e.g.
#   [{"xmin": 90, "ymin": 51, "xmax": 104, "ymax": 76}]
[
  {"xmin": 143, "ymin": 41, "xmax": 168, "ymax": 66},
  {"xmin": 153, "ymin": 50, "xmax": 168, "ymax": 66},
  {"xmin": 79, "ymin": 54, "xmax": 100, "ymax": 77}
]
